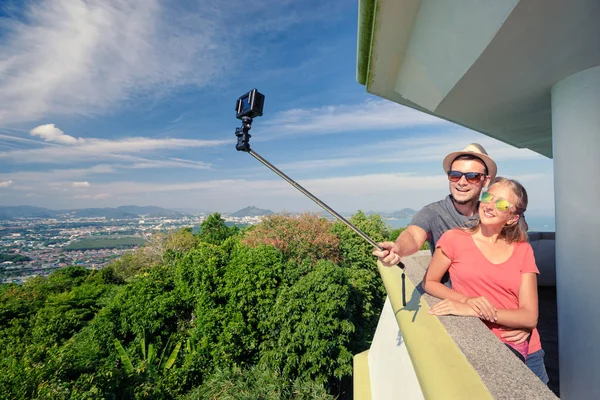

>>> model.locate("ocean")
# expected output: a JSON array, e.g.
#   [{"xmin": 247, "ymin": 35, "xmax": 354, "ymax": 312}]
[{"xmin": 385, "ymin": 215, "xmax": 555, "ymax": 232}]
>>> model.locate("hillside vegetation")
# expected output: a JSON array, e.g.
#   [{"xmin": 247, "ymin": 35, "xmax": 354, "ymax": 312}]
[{"xmin": 0, "ymin": 212, "xmax": 419, "ymax": 399}]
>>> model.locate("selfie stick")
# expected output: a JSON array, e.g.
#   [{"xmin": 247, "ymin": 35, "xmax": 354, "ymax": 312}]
[
  {"xmin": 252, "ymin": 158, "xmax": 376, "ymax": 247},
  {"xmin": 234, "ymin": 91, "xmax": 406, "ymax": 305},
  {"xmin": 236, "ymin": 116, "xmax": 395, "ymax": 254}
]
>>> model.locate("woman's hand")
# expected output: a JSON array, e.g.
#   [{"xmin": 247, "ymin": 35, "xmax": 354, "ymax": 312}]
[
  {"xmin": 428, "ymin": 299, "xmax": 479, "ymax": 317},
  {"xmin": 466, "ymin": 296, "xmax": 497, "ymax": 322}
]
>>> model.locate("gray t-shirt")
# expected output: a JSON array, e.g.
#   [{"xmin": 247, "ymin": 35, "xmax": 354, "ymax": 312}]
[{"xmin": 410, "ymin": 195, "xmax": 479, "ymax": 255}]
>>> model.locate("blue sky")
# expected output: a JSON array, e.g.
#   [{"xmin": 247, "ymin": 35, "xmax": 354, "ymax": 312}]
[{"xmin": 0, "ymin": 0, "xmax": 555, "ymax": 215}]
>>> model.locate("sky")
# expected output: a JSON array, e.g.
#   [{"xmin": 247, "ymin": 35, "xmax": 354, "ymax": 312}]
[{"xmin": 0, "ymin": 0, "xmax": 555, "ymax": 215}]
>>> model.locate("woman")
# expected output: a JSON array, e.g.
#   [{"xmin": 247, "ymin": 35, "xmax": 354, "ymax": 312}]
[{"xmin": 422, "ymin": 177, "xmax": 549, "ymax": 384}]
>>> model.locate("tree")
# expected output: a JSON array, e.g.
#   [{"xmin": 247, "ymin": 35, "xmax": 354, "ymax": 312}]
[
  {"xmin": 185, "ymin": 364, "xmax": 333, "ymax": 400},
  {"xmin": 332, "ymin": 211, "xmax": 389, "ymax": 270},
  {"xmin": 0, "ymin": 211, "xmax": 394, "ymax": 399},
  {"xmin": 242, "ymin": 213, "xmax": 340, "ymax": 265},
  {"xmin": 109, "ymin": 227, "xmax": 200, "ymax": 281},
  {"xmin": 261, "ymin": 261, "xmax": 356, "ymax": 394},
  {"xmin": 198, "ymin": 213, "xmax": 238, "ymax": 245}
]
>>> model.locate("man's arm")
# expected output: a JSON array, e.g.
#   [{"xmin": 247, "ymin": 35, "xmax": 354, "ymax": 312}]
[
  {"xmin": 372, "ymin": 225, "xmax": 428, "ymax": 267},
  {"xmin": 395, "ymin": 225, "xmax": 428, "ymax": 256}
]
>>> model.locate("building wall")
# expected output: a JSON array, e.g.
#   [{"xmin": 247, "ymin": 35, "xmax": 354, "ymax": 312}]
[{"xmin": 551, "ymin": 65, "xmax": 600, "ymax": 399}]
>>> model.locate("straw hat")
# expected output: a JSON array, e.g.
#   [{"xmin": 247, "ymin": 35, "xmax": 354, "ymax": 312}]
[{"xmin": 442, "ymin": 143, "xmax": 497, "ymax": 180}]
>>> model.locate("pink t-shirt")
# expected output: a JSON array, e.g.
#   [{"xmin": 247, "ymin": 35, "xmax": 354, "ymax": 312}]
[{"xmin": 436, "ymin": 229, "xmax": 542, "ymax": 358}]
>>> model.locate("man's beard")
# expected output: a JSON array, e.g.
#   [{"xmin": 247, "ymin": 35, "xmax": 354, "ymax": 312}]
[{"xmin": 451, "ymin": 194, "xmax": 478, "ymax": 205}]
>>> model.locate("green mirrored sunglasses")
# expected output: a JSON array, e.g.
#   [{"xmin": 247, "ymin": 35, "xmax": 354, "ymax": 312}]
[{"xmin": 480, "ymin": 191, "xmax": 512, "ymax": 212}]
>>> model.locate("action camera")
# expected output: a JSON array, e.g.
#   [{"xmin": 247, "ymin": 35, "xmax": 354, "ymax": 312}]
[{"xmin": 235, "ymin": 89, "xmax": 265, "ymax": 120}]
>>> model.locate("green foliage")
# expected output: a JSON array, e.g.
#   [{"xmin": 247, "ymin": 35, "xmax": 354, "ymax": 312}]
[
  {"xmin": 265, "ymin": 262, "xmax": 352, "ymax": 376},
  {"xmin": 185, "ymin": 364, "xmax": 333, "ymax": 400},
  {"xmin": 177, "ymin": 243, "xmax": 285, "ymax": 386},
  {"xmin": 389, "ymin": 227, "xmax": 405, "ymax": 242},
  {"xmin": 0, "ymin": 253, "xmax": 31, "ymax": 263},
  {"xmin": 107, "ymin": 250, "xmax": 158, "ymax": 282},
  {"xmin": 331, "ymin": 212, "xmax": 388, "ymax": 358},
  {"xmin": 109, "ymin": 227, "xmax": 200, "ymax": 281},
  {"xmin": 332, "ymin": 211, "xmax": 389, "ymax": 270},
  {"xmin": 114, "ymin": 339, "xmax": 135, "ymax": 374},
  {"xmin": 30, "ymin": 282, "xmax": 112, "ymax": 347},
  {"xmin": 262, "ymin": 261, "xmax": 363, "ymax": 395},
  {"xmin": 242, "ymin": 213, "xmax": 340, "ymax": 264},
  {"xmin": 0, "ymin": 211, "xmax": 394, "ymax": 399},
  {"xmin": 113, "ymin": 329, "xmax": 182, "ymax": 377},
  {"xmin": 65, "ymin": 236, "xmax": 145, "ymax": 250},
  {"xmin": 0, "ymin": 267, "xmax": 119, "ymax": 399},
  {"xmin": 107, "ymin": 265, "xmax": 192, "ymax": 340},
  {"xmin": 198, "ymin": 213, "xmax": 239, "ymax": 245}
]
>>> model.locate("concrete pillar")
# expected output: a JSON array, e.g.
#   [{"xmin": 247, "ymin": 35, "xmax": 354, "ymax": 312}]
[{"xmin": 551, "ymin": 66, "xmax": 600, "ymax": 399}]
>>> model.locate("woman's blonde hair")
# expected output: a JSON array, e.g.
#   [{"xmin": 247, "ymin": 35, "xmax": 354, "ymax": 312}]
[{"xmin": 466, "ymin": 177, "xmax": 529, "ymax": 243}]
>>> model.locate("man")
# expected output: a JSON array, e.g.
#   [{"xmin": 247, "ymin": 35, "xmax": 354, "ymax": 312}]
[{"xmin": 373, "ymin": 143, "xmax": 531, "ymax": 346}]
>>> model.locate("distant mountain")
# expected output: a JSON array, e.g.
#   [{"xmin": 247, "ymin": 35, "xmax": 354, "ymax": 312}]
[
  {"xmin": 0, "ymin": 205, "xmax": 187, "ymax": 220},
  {"xmin": 230, "ymin": 206, "xmax": 274, "ymax": 218},
  {"xmin": 366, "ymin": 208, "xmax": 417, "ymax": 218},
  {"xmin": 172, "ymin": 207, "xmax": 209, "ymax": 215},
  {"xmin": 386, "ymin": 208, "xmax": 417, "ymax": 218},
  {"xmin": 0, "ymin": 206, "xmax": 56, "ymax": 220},
  {"xmin": 115, "ymin": 205, "xmax": 187, "ymax": 217}
]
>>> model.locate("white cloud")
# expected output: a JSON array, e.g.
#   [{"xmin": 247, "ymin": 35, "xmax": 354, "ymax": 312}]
[
  {"xmin": 74, "ymin": 193, "xmax": 110, "ymax": 200},
  {"xmin": 171, "ymin": 113, "xmax": 186, "ymax": 124},
  {"xmin": 0, "ymin": 133, "xmax": 49, "ymax": 145},
  {"xmin": 0, "ymin": 156, "xmax": 213, "ymax": 192},
  {"xmin": 30, "ymin": 124, "xmax": 85, "ymax": 145},
  {"xmin": 86, "ymin": 171, "xmax": 552, "ymax": 212},
  {"xmin": 0, "ymin": 126, "xmax": 228, "ymax": 164},
  {"xmin": 0, "ymin": 165, "xmax": 115, "ymax": 184},
  {"xmin": 0, "ymin": 0, "xmax": 336, "ymax": 124},
  {"xmin": 72, "ymin": 181, "xmax": 91, "ymax": 188},
  {"xmin": 253, "ymin": 99, "xmax": 548, "ymax": 167},
  {"xmin": 130, "ymin": 158, "xmax": 211, "ymax": 170},
  {"xmin": 76, "ymin": 138, "xmax": 226, "ymax": 154},
  {"xmin": 0, "ymin": 180, "xmax": 13, "ymax": 188},
  {"xmin": 275, "ymin": 130, "xmax": 546, "ymax": 173},
  {"xmin": 55, "ymin": 173, "xmax": 449, "ymax": 210},
  {"xmin": 0, "ymin": 168, "xmax": 554, "ymax": 213},
  {"xmin": 0, "ymin": 0, "xmax": 232, "ymax": 123},
  {"xmin": 260, "ymin": 100, "xmax": 447, "ymax": 140}
]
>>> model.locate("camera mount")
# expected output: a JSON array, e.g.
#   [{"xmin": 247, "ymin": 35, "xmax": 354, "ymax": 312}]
[
  {"xmin": 235, "ymin": 116, "xmax": 253, "ymax": 152},
  {"xmin": 233, "ymin": 89, "xmax": 405, "ymax": 304}
]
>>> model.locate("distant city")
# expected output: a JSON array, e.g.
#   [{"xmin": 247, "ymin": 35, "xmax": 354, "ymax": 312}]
[
  {"xmin": 0, "ymin": 205, "xmax": 281, "ymax": 284},
  {"xmin": 0, "ymin": 204, "xmax": 554, "ymax": 285}
]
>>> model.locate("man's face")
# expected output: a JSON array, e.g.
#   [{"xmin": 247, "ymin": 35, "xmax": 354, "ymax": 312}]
[{"xmin": 447, "ymin": 159, "xmax": 489, "ymax": 205}]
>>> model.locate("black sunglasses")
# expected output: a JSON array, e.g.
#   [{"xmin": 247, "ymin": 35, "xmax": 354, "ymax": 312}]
[{"xmin": 447, "ymin": 171, "xmax": 486, "ymax": 184}]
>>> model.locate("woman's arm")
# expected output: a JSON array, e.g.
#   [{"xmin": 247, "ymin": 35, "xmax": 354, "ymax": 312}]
[
  {"xmin": 422, "ymin": 248, "xmax": 469, "ymax": 303},
  {"xmin": 424, "ymin": 247, "xmax": 497, "ymax": 321},
  {"xmin": 494, "ymin": 273, "xmax": 539, "ymax": 329}
]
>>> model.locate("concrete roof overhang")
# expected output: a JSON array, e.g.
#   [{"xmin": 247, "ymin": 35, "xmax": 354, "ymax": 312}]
[{"xmin": 357, "ymin": 0, "xmax": 600, "ymax": 158}]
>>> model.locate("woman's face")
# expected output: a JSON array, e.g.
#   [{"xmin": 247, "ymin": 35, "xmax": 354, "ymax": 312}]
[{"xmin": 479, "ymin": 184, "xmax": 519, "ymax": 227}]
